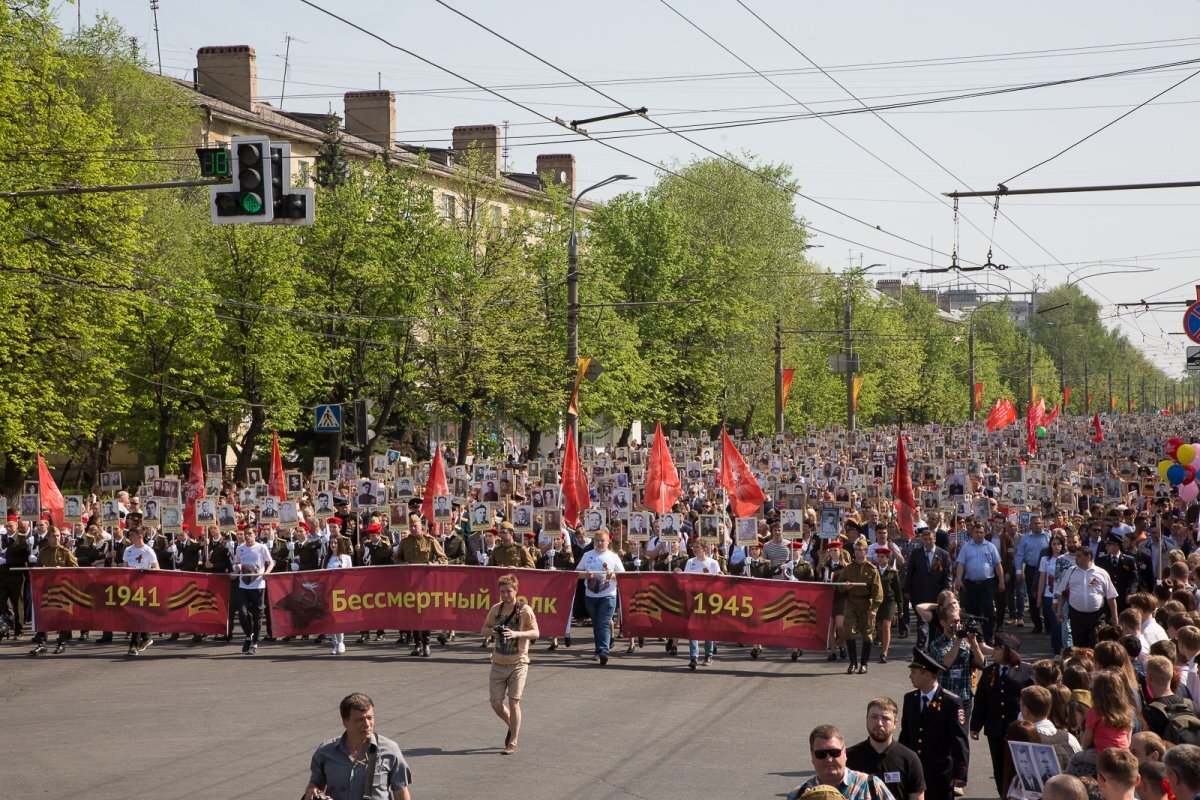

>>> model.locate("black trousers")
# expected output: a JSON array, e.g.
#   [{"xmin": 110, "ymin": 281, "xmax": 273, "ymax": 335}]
[
  {"xmin": 1068, "ymin": 606, "xmax": 1105, "ymax": 649},
  {"xmin": 235, "ymin": 586, "xmax": 265, "ymax": 642},
  {"xmin": 960, "ymin": 578, "xmax": 997, "ymax": 643},
  {"xmin": 1024, "ymin": 564, "xmax": 1044, "ymax": 630},
  {"xmin": 0, "ymin": 575, "xmax": 25, "ymax": 635},
  {"xmin": 411, "ymin": 630, "xmax": 429, "ymax": 645},
  {"xmin": 988, "ymin": 732, "xmax": 1007, "ymax": 797}
]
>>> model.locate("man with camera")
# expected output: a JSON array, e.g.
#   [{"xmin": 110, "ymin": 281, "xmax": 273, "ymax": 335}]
[
  {"xmin": 305, "ymin": 693, "xmax": 412, "ymax": 800},
  {"xmin": 928, "ymin": 604, "xmax": 987, "ymax": 727},
  {"xmin": 480, "ymin": 573, "xmax": 539, "ymax": 755}
]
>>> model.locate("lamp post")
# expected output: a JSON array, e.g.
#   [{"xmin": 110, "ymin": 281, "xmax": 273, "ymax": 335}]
[{"xmin": 566, "ymin": 174, "xmax": 635, "ymax": 441}]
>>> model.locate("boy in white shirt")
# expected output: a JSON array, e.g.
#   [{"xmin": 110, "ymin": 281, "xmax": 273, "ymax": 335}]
[
  {"xmin": 684, "ymin": 539, "xmax": 722, "ymax": 670},
  {"xmin": 122, "ymin": 526, "xmax": 159, "ymax": 656},
  {"xmin": 233, "ymin": 526, "xmax": 274, "ymax": 655},
  {"xmin": 576, "ymin": 528, "xmax": 624, "ymax": 665}
]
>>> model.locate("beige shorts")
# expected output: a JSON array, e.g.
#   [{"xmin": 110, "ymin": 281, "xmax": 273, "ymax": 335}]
[{"xmin": 489, "ymin": 661, "xmax": 528, "ymax": 704}]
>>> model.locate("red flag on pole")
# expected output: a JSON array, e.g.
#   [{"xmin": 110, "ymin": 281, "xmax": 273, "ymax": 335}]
[
  {"xmin": 1064, "ymin": 386, "xmax": 1072, "ymax": 408},
  {"xmin": 420, "ymin": 443, "xmax": 449, "ymax": 524},
  {"xmin": 781, "ymin": 369, "xmax": 796, "ymax": 409},
  {"xmin": 719, "ymin": 427, "xmax": 766, "ymax": 518},
  {"xmin": 642, "ymin": 421, "xmax": 682, "ymax": 515},
  {"xmin": 561, "ymin": 434, "xmax": 590, "ymax": 528},
  {"xmin": 1092, "ymin": 413, "xmax": 1104, "ymax": 442},
  {"xmin": 37, "ymin": 453, "xmax": 65, "ymax": 530},
  {"xmin": 985, "ymin": 398, "xmax": 1016, "ymax": 432},
  {"xmin": 1030, "ymin": 397, "xmax": 1047, "ymax": 428},
  {"xmin": 1044, "ymin": 402, "xmax": 1060, "ymax": 427},
  {"xmin": 268, "ymin": 431, "xmax": 286, "ymax": 501},
  {"xmin": 891, "ymin": 433, "xmax": 916, "ymax": 539},
  {"xmin": 974, "ymin": 382, "xmax": 983, "ymax": 410},
  {"xmin": 183, "ymin": 433, "xmax": 205, "ymax": 532}
]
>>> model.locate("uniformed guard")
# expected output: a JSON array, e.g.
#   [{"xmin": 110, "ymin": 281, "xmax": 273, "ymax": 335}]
[
  {"xmin": 970, "ymin": 633, "xmax": 1035, "ymax": 797},
  {"xmin": 488, "ymin": 522, "xmax": 535, "ymax": 569},
  {"xmin": 297, "ymin": 528, "xmax": 324, "ymax": 572},
  {"xmin": 395, "ymin": 514, "xmax": 447, "ymax": 657},
  {"xmin": 819, "ymin": 540, "xmax": 852, "ymax": 662},
  {"xmin": 1096, "ymin": 532, "xmax": 1137, "ymax": 608},
  {"xmin": 839, "ymin": 538, "xmax": 884, "ymax": 675},
  {"xmin": 898, "ymin": 647, "xmax": 970, "ymax": 800},
  {"xmin": 875, "ymin": 546, "xmax": 903, "ymax": 664},
  {"xmin": 440, "ymin": 526, "xmax": 468, "ymax": 565}
]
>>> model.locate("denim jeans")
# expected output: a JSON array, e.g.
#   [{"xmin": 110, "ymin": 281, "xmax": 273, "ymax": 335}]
[
  {"xmin": 584, "ymin": 594, "xmax": 617, "ymax": 656},
  {"xmin": 688, "ymin": 640, "xmax": 714, "ymax": 660}
]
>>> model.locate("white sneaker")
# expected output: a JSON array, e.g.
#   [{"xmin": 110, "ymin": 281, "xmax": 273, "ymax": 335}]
[
  {"xmin": 331, "ymin": 645, "xmax": 339, "ymax": 655},
  {"xmin": 337, "ymin": 642, "xmax": 346, "ymax": 654}
]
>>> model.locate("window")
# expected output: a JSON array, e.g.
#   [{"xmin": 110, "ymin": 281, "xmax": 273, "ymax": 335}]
[{"xmin": 440, "ymin": 194, "xmax": 456, "ymax": 219}]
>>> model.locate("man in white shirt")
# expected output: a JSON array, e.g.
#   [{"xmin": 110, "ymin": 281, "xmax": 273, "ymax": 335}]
[
  {"xmin": 1054, "ymin": 545, "xmax": 1118, "ymax": 649},
  {"xmin": 122, "ymin": 525, "xmax": 159, "ymax": 656},
  {"xmin": 683, "ymin": 540, "xmax": 722, "ymax": 670},
  {"xmin": 1020, "ymin": 684, "xmax": 1081, "ymax": 770},
  {"xmin": 576, "ymin": 528, "xmax": 624, "ymax": 666},
  {"xmin": 233, "ymin": 526, "xmax": 274, "ymax": 655}
]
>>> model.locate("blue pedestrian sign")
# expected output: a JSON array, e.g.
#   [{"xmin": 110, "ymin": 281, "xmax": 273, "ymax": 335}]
[{"xmin": 314, "ymin": 404, "xmax": 343, "ymax": 432}]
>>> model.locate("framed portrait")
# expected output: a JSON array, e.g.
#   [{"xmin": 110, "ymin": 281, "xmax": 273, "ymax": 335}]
[
  {"xmin": 144, "ymin": 465, "xmax": 160, "ymax": 482},
  {"xmin": 217, "ymin": 503, "xmax": 238, "ymax": 531},
  {"xmin": 542, "ymin": 507, "xmax": 562, "ymax": 534},
  {"xmin": 470, "ymin": 502, "xmax": 491, "ymax": 527},
  {"xmin": 206, "ymin": 454, "xmax": 223, "ymax": 475},
  {"xmin": 627, "ymin": 511, "xmax": 650, "ymax": 542},
  {"xmin": 395, "ymin": 477, "xmax": 414, "ymax": 498},
  {"xmin": 781, "ymin": 509, "xmax": 803, "ymax": 533},
  {"xmin": 0, "ymin": 497, "xmax": 6, "ymax": 522},
  {"xmin": 246, "ymin": 468, "xmax": 262, "ymax": 486},
  {"xmin": 195, "ymin": 498, "xmax": 216, "ymax": 524},
  {"xmin": 512, "ymin": 504, "xmax": 533, "ymax": 532},
  {"xmin": 285, "ymin": 471, "xmax": 303, "ymax": 497},
  {"xmin": 279, "ymin": 501, "xmax": 299, "ymax": 526},
  {"xmin": 260, "ymin": 496, "xmax": 279, "ymax": 520},
  {"xmin": 698, "ymin": 514, "xmax": 721, "ymax": 542},
  {"xmin": 64, "ymin": 495, "xmax": 84, "ymax": 523},
  {"xmin": 23, "ymin": 480, "xmax": 39, "ymax": 497},
  {"xmin": 311, "ymin": 457, "xmax": 331, "ymax": 481},
  {"xmin": 205, "ymin": 474, "xmax": 222, "ymax": 494},
  {"xmin": 735, "ymin": 517, "xmax": 758, "ymax": 545},
  {"xmin": 432, "ymin": 494, "xmax": 453, "ymax": 521},
  {"xmin": 20, "ymin": 494, "xmax": 40, "ymax": 521},
  {"xmin": 658, "ymin": 513, "xmax": 680, "ymax": 537},
  {"xmin": 160, "ymin": 504, "xmax": 183, "ymax": 533},
  {"xmin": 142, "ymin": 498, "xmax": 160, "ymax": 521},
  {"xmin": 584, "ymin": 507, "xmax": 607, "ymax": 533},
  {"xmin": 817, "ymin": 504, "xmax": 841, "ymax": 539},
  {"xmin": 238, "ymin": 487, "xmax": 256, "ymax": 507}
]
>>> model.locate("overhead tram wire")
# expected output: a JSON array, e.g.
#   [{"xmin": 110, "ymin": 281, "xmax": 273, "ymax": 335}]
[{"xmin": 298, "ymin": 0, "xmax": 960, "ymax": 269}]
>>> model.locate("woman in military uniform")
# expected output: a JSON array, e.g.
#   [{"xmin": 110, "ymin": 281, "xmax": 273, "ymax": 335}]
[
  {"xmin": 874, "ymin": 545, "xmax": 903, "ymax": 664},
  {"xmin": 818, "ymin": 539, "xmax": 851, "ymax": 662},
  {"xmin": 838, "ymin": 538, "xmax": 883, "ymax": 674}
]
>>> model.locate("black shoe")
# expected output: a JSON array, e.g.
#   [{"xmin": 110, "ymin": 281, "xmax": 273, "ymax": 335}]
[
  {"xmin": 410, "ymin": 646, "xmax": 422, "ymax": 657},
  {"xmin": 421, "ymin": 644, "xmax": 431, "ymax": 657},
  {"xmin": 792, "ymin": 651, "xmax": 801, "ymax": 662},
  {"xmin": 167, "ymin": 633, "xmax": 180, "ymax": 642},
  {"xmin": 847, "ymin": 662, "xmax": 857, "ymax": 674},
  {"xmin": 637, "ymin": 637, "xmax": 645, "ymax": 647},
  {"xmin": 97, "ymin": 634, "xmax": 113, "ymax": 643},
  {"xmin": 29, "ymin": 644, "xmax": 47, "ymax": 656},
  {"xmin": 316, "ymin": 634, "xmax": 327, "ymax": 644},
  {"xmin": 262, "ymin": 636, "xmax": 276, "ymax": 642},
  {"xmin": 839, "ymin": 647, "xmax": 847, "ymax": 659},
  {"xmin": 357, "ymin": 635, "xmax": 369, "ymax": 644},
  {"xmin": 281, "ymin": 636, "xmax": 294, "ymax": 642},
  {"xmin": 564, "ymin": 635, "xmax": 572, "ymax": 648},
  {"xmin": 548, "ymin": 641, "xmax": 558, "ymax": 651},
  {"xmin": 879, "ymin": 655, "xmax": 888, "ymax": 664},
  {"xmin": 241, "ymin": 639, "xmax": 252, "ymax": 654},
  {"xmin": 191, "ymin": 634, "xmax": 204, "ymax": 643},
  {"xmin": 827, "ymin": 651, "xmax": 837, "ymax": 662},
  {"xmin": 437, "ymin": 633, "xmax": 448, "ymax": 645},
  {"xmin": 599, "ymin": 653, "xmax": 608, "ymax": 666},
  {"xmin": 750, "ymin": 646, "xmax": 761, "ymax": 660},
  {"xmin": 54, "ymin": 642, "xmax": 66, "ymax": 655},
  {"xmin": 688, "ymin": 659, "xmax": 697, "ymax": 670},
  {"xmin": 857, "ymin": 664, "xmax": 868, "ymax": 675}
]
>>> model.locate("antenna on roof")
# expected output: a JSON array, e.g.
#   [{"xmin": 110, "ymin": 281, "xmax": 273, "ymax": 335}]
[{"xmin": 501, "ymin": 119, "xmax": 510, "ymax": 173}]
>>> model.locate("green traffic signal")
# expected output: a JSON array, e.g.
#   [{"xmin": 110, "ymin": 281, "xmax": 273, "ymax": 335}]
[{"xmin": 240, "ymin": 193, "xmax": 263, "ymax": 213}]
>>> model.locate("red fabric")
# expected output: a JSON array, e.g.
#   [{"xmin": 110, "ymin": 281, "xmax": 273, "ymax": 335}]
[
  {"xmin": 1092, "ymin": 413, "xmax": 1104, "ymax": 443},
  {"xmin": 618, "ymin": 571, "xmax": 835, "ymax": 650},
  {"xmin": 974, "ymin": 382, "xmax": 983, "ymax": 410},
  {"xmin": 1027, "ymin": 406, "xmax": 1038, "ymax": 454},
  {"xmin": 420, "ymin": 444, "xmax": 449, "ymax": 523},
  {"xmin": 642, "ymin": 421, "xmax": 681, "ymax": 514},
  {"xmin": 781, "ymin": 369, "xmax": 796, "ymax": 409},
  {"xmin": 29, "ymin": 568, "xmax": 232, "ymax": 635},
  {"xmin": 36, "ymin": 453, "xmax": 64, "ymax": 530},
  {"xmin": 986, "ymin": 398, "xmax": 1016, "ymax": 432},
  {"xmin": 267, "ymin": 565, "xmax": 578, "ymax": 637},
  {"xmin": 1064, "ymin": 386, "xmax": 1072, "ymax": 408},
  {"xmin": 720, "ymin": 427, "xmax": 766, "ymax": 518},
  {"xmin": 561, "ymin": 434, "xmax": 590, "ymax": 528},
  {"xmin": 183, "ymin": 433, "xmax": 205, "ymax": 533},
  {"xmin": 1031, "ymin": 397, "xmax": 1047, "ymax": 428},
  {"xmin": 891, "ymin": 433, "xmax": 916, "ymax": 539},
  {"xmin": 268, "ymin": 431, "xmax": 286, "ymax": 501},
  {"xmin": 1044, "ymin": 402, "xmax": 1060, "ymax": 427}
]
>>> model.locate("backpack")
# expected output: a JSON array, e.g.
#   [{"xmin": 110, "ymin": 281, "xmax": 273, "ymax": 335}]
[
  {"xmin": 1149, "ymin": 698, "xmax": 1200, "ymax": 745},
  {"xmin": 1039, "ymin": 729, "xmax": 1077, "ymax": 770}
]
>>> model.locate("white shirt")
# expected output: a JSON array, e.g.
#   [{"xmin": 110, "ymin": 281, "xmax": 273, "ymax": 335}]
[
  {"xmin": 325, "ymin": 553, "xmax": 352, "ymax": 570},
  {"xmin": 233, "ymin": 542, "xmax": 274, "ymax": 590},
  {"xmin": 1056, "ymin": 563, "xmax": 1117, "ymax": 612},
  {"xmin": 1142, "ymin": 617, "xmax": 1168, "ymax": 646},
  {"xmin": 122, "ymin": 544, "xmax": 158, "ymax": 569},
  {"xmin": 1032, "ymin": 719, "xmax": 1081, "ymax": 753},
  {"xmin": 578, "ymin": 549, "xmax": 624, "ymax": 597},
  {"xmin": 684, "ymin": 556, "xmax": 722, "ymax": 575}
]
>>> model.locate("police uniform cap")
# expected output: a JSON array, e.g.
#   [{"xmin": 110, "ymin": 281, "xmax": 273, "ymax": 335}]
[
  {"xmin": 333, "ymin": 496, "xmax": 349, "ymax": 506},
  {"xmin": 500, "ymin": 521, "xmax": 515, "ymax": 532},
  {"xmin": 908, "ymin": 647, "xmax": 945, "ymax": 674},
  {"xmin": 1106, "ymin": 533, "xmax": 1124, "ymax": 548},
  {"xmin": 994, "ymin": 633, "xmax": 1021, "ymax": 652}
]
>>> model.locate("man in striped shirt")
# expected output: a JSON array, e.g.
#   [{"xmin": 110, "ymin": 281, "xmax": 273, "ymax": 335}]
[{"xmin": 764, "ymin": 521, "xmax": 792, "ymax": 567}]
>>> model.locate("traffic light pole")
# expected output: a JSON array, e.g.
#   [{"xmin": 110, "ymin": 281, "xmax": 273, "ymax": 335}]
[{"xmin": 0, "ymin": 178, "xmax": 222, "ymax": 199}]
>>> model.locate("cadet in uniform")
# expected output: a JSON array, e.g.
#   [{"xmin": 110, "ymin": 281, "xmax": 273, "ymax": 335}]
[
  {"xmin": 819, "ymin": 540, "xmax": 852, "ymax": 662},
  {"xmin": 840, "ymin": 538, "xmax": 884, "ymax": 675},
  {"xmin": 28, "ymin": 528, "xmax": 78, "ymax": 655},
  {"xmin": 1096, "ymin": 533, "xmax": 1137, "ymax": 609},
  {"xmin": 1, "ymin": 519, "xmax": 32, "ymax": 639},
  {"xmin": 395, "ymin": 514, "xmax": 447, "ymax": 657},
  {"xmin": 970, "ymin": 633, "xmax": 1035, "ymax": 797},
  {"xmin": 354, "ymin": 523, "xmax": 393, "ymax": 645},
  {"xmin": 898, "ymin": 648, "xmax": 970, "ymax": 800},
  {"xmin": 297, "ymin": 527, "xmax": 325, "ymax": 572},
  {"xmin": 875, "ymin": 546, "xmax": 904, "ymax": 664},
  {"xmin": 489, "ymin": 523, "xmax": 536, "ymax": 569}
]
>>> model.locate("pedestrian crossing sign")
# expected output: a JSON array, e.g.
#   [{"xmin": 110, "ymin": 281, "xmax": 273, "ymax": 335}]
[{"xmin": 314, "ymin": 404, "xmax": 343, "ymax": 432}]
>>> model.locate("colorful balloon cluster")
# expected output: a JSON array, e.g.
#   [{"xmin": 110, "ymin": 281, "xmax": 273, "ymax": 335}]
[{"xmin": 1160, "ymin": 437, "xmax": 1200, "ymax": 503}]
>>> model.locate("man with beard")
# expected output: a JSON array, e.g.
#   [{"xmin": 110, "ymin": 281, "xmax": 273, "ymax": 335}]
[{"xmin": 846, "ymin": 696, "xmax": 926, "ymax": 800}]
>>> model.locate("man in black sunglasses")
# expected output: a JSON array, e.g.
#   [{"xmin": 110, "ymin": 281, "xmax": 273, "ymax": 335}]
[{"xmin": 786, "ymin": 724, "xmax": 894, "ymax": 800}]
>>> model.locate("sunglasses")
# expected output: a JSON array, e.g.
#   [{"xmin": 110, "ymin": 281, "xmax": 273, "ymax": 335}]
[{"xmin": 813, "ymin": 748, "xmax": 843, "ymax": 760}]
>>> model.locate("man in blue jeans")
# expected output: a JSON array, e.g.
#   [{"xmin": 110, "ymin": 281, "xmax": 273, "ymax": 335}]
[
  {"xmin": 683, "ymin": 539, "xmax": 722, "ymax": 669},
  {"xmin": 1015, "ymin": 514, "xmax": 1050, "ymax": 633},
  {"xmin": 576, "ymin": 528, "xmax": 624, "ymax": 665}
]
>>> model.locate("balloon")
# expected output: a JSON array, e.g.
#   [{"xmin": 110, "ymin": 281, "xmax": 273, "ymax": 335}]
[
  {"xmin": 1160, "ymin": 460, "xmax": 1176, "ymax": 480},
  {"xmin": 1167, "ymin": 437, "xmax": 1184, "ymax": 459},
  {"xmin": 1178, "ymin": 444, "xmax": 1196, "ymax": 467},
  {"xmin": 1181, "ymin": 481, "xmax": 1200, "ymax": 503},
  {"xmin": 1191, "ymin": 445, "xmax": 1200, "ymax": 467},
  {"xmin": 1167, "ymin": 464, "xmax": 1186, "ymax": 486},
  {"xmin": 1185, "ymin": 464, "xmax": 1197, "ymax": 485},
  {"xmin": 1036, "ymin": 426, "xmax": 1047, "ymax": 438}
]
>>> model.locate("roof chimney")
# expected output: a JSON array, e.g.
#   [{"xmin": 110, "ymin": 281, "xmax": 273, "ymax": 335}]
[
  {"xmin": 536, "ymin": 154, "xmax": 576, "ymax": 196},
  {"xmin": 344, "ymin": 90, "xmax": 395, "ymax": 150},
  {"xmin": 452, "ymin": 125, "xmax": 500, "ymax": 178},
  {"xmin": 196, "ymin": 45, "xmax": 257, "ymax": 111}
]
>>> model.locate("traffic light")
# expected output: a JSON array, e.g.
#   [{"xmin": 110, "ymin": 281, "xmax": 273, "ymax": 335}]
[
  {"xmin": 354, "ymin": 399, "xmax": 377, "ymax": 448},
  {"xmin": 268, "ymin": 142, "xmax": 314, "ymax": 226},
  {"xmin": 210, "ymin": 135, "xmax": 274, "ymax": 224}
]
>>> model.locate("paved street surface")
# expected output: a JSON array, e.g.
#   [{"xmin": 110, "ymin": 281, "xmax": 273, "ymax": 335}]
[{"xmin": 0, "ymin": 627, "xmax": 1033, "ymax": 800}]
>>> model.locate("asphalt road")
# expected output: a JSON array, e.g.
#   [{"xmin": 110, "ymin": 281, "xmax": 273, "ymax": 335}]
[{"xmin": 0, "ymin": 627, "xmax": 1033, "ymax": 800}]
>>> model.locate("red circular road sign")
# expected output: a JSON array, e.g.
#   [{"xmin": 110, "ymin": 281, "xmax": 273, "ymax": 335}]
[{"xmin": 1186, "ymin": 300, "xmax": 1200, "ymax": 345}]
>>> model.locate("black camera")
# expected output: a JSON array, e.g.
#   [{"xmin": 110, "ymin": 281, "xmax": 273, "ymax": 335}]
[
  {"xmin": 955, "ymin": 616, "xmax": 983, "ymax": 638},
  {"xmin": 492, "ymin": 625, "xmax": 516, "ymax": 656}
]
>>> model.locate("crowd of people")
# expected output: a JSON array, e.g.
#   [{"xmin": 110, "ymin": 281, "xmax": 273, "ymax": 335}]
[{"xmin": 5, "ymin": 411, "xmax": 1200, "ymax": 799}]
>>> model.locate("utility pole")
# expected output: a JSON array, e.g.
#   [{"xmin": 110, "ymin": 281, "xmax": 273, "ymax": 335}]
[
  {"xmin": 774, "ymin": 319, "xmax": 784, "ymax": 434},
  {"xmin": 280, "ymin": 34, "xmax": 296, "ymax": 109},
  {"xmin": 149, "ymin": 0, "xmax": 162, "ymax": 76},
  {"xmin": 1084, "ymin": 362, "xmax": 1090, "ymax": 414},
  {"xmin": 1142, "ymin": 376, "xmax": 1147, "ymax": 415},
  {"xmin": 1025, "ymin": 336, "xmax": 1033, "ymax": 415},
  {"xmin": 1126, "ymin": 373, "xmax": 1132, "ymax": 414},
  {"xmin": 1058, "ymin": 353, "xmax": 1066, "ymax": 410},
  {"xmin": 845, "ymin": 293, "xmax": 855, "ymax": 431},
  {"xmin": 1108, "ymin": 369, "xmax": 1113, "ymax": 415},
  {"xmin": 968, "ymin": 322, "xmax": 976, "ymax": 422}
]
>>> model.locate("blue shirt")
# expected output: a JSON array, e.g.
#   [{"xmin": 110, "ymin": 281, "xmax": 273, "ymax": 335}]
[
  {"xmin": 956, "ymin": 539, "xmax": 1001, "ymax": 581},
  {"xmin": 1016, "ymin": 530, "xmax": 1050, "ymax": 568}
]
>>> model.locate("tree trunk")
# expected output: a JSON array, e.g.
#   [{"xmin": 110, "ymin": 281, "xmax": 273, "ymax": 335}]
[
  {"xmin": 525, "ymin": 429, "xmax": 542, "ymax": 461},
  {"xmin": 155, "ymin": 403, "xmax": 172, "ymax": 471},
  {"xmin": 456, "ymin": 405, "xmax": 473, "ymax": 466},
  {"xmin": 235, "ymin": 404, "xmax": 266, "ymax": 481},
  {"xmin": 616, "ymin": 425, "xmax": 631, "ymax": 448},
  {"xmin": 740, "ymin": 404, "xmax": 755, "ymax": 437}
]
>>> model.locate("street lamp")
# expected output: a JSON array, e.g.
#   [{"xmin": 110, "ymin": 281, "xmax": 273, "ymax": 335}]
[{"xmin": 566, "ymin": 174, "xmax": 636, "ymax": 440}]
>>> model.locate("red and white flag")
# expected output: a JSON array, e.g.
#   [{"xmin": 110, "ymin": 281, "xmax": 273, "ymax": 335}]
[
  {"xmin": 642, "ymin": 421, "xmax": 681, "ymax": 515},
  {"xmin": 719, "ymin": 427, "xmax": 766, "ymax": 518},
  {"xmin": 37, "ymin": 453, "xmax": 65, "ymax": 530},
  {"xmin": 183, "ymin": 433, "xmax": 205, "ymax": 532},
  {"xmin": 1043, "ymin": 402, "xmax": 1060, "ymax": 427},
  {"xmin": 561, "ymin": 434, "xmax": 590, "ymax": 528}
]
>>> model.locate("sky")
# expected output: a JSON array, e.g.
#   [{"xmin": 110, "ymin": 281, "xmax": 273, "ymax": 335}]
[{"xmin": 54, "ymin": 0, "xmax": 1200, "ymax": 375}]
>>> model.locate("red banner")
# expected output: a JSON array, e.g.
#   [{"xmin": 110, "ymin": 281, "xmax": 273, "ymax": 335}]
[
  {"xmin": 266, "ymin": 565, "xmax": 578, "ymax": 638},
  {"xmin": 618, "ymin": 572, "xmax": 835, "ymax": 650},
  {"xmin": 29, "ymin": 568, "xmax": 232, "ymax": 635}
]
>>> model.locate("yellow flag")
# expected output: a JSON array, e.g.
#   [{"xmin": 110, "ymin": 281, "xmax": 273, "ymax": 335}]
[
  {"xmin": 852, "ymin": 375, "xmax": 864, "ymax": 412},
  {"xmin": 568, "ymin": 356, "xmax": 592, "ymax": 417},
  {"xmin": 1032, "ymin": 385, "xmax": 1040, "ymax": 403},
  {"xmin": 1110, "ymin": 395, "xmax": 1116, "ymax": 413}
]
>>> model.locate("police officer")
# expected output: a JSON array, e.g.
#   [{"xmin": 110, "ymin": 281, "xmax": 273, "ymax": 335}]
[
  {"xmin": 970, "ymin": 633, "xmax": 1034, "ymax": 797},
  {"xmin": 898, "ymin": 648, "xmax": 970, "ymax": 800},
  {"xmin": 840, "ymin": 538, "xmax": 884, "ymax": 675},
  {"xmin": 1096, "ymin": 532, "xmax": 1137, "ymax": 609}
]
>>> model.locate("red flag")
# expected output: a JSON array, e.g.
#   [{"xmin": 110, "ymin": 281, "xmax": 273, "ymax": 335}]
[
  {"xmin": 891, "ymin": 433, "xmax": 915, "ymax": 539},
  {"xmin": 37, "ymin": 453, "xmax": 65, "ymax": 529},
  {"xmin": 420, "ymin": 443, "xmax": 449, "ymax": 523},
  {"xmin": 1064, "ymin": 386, "xmax": 1072, "ymax": 408},
  {"xmin": 183, "ymin": 433, "xmax": 205, "ymax": 532},
  {"xmin": 561, "ymin": 434, "xmax": 590, "ymax": 528},
  {"xmin": 985, "ymin": 398, "xmax": 1016, "ymax": 432},
  {"xmin": 974, "ymin": 382, "xmax": 983, "ymax": 410},
  {"xmin": 781, "ymin": 369, "xmax": 796, "ymax": 409},
  {"xmin": 1030, "ymin": 397, "xmax": 1047, "ymax": 428},
  {"xmin": 1044, "ymin": 402, "xmax": 1060, "ymax": 427},
  {"xmin": 1026, "ymin": 405, "xmax": 1038, "ymax": 454},
  {"xmin": 642, "ymin": 421, "xmax": 682, "ymax": 514},
  {"xmin": 1091, "ymin": 413, "xmax": 1104, "ymax": 442},
  {"xmin": 719, "ymin": 427, "xmax": 766, "ymax": 518},
  {"xmin": 268, "ymin": 431, "xmax": 286, "ymax": 501}
]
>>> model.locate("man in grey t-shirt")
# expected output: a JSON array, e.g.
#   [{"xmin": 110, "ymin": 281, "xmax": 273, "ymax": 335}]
[{"xmin": 305, "ymin": 693, "xmax": 412, "ymax": 800}]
